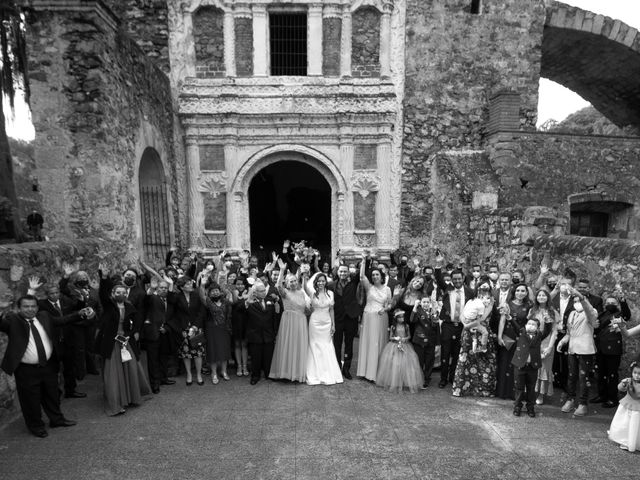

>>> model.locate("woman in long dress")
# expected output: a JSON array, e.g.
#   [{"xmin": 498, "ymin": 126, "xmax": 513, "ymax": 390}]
[
  {"xmin": 356, "ymin": 254, "xmax": 392, "ymax": 382},
  {"xmin": 304, "ymin": 272, "xmax": 343, "ymax": 385},
  {"xmin": 270, "ymin": 261, "xmax": 310, "ymax": 382},
  {"xmin": 529, "ymin": 288, "xmax": 560, "ymax": 405},
  {"xmin": 451, "ymin": 282, "xmax": 497, "ymax": 397}
]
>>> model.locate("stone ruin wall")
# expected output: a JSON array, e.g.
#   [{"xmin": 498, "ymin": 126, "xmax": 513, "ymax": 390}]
[{"xmin": 23, "ymin": 4, "xmax": 183, "ymax": 253}]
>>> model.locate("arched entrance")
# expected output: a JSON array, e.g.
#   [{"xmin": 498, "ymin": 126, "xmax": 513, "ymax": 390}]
[
  {"xmin": 249, "ymin": 160, "xmax": 331, "ymax": 262},
  {"xmin": 139, "ymin": 147, "xmax": 171, "ymax": 262}
]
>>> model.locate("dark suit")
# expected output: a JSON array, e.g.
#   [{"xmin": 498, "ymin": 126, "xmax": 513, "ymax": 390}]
[
  {"xmin": 328, "ymin": 274, "xmax": 361, "ymax": 373},
  {"xmin": 143, "ymin": 294, "xmax": 174, "ymax": 388},
  {"xmin": 594, "ymin": 301, "xmax": 631, "ymax": 403},
  {"xmin": 411, "ymin": 307, "xmax": 440, "ymax": 384},
  {"xmin": 0, "ymin": 310, "xmax": 81, "ymax": 433},
  {"xmin": 244, "ymin": 299, "xmax": 277, "ymax": 381},
  {"xmin": 37, "ymin": 297, "xmax": 80, "ymax": 395},
  {"xmin": 439, "ymin": 286, "xmax": 475, "ymax": 384},
  {"xmin": 511, "ymin": 323, "xmax": 552, "ymax": 410}
]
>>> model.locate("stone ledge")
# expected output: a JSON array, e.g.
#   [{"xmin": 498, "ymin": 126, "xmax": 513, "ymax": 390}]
[
  {"xmin": 532, "ymin": 234, "xmax": 640, "ymax": 259},
  {"xmin": 23, "ymin": 0, "xmax": 120, "ymax": 31}
]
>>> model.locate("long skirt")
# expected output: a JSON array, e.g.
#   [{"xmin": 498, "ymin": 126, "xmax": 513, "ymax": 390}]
[
  {"xmin": 608, "ymin": 400, "xmax": 640, "ymax": 452},
  {"xmin": 103, "ymin": 343, "xmax": 151, "ymax": 416},
  {"xmin": 270, "ymin": 310, "xmax": 309, "ymax": 382},
  {"xmin": 376, "ymin": 341, "xmax": 423, "ymax": 393},
  {"xmin": 356, "ymin": 311, "xmax": 389, "ymax": 381}
]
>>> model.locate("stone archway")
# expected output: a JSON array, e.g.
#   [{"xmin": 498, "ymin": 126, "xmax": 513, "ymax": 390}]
[
  {"xmin": 139, "ymin": 147, "xmax": 171, "ymax": 262},
  {"xmin": 228, "ymin": 145, "xmax": 348, "ymax": 260}
]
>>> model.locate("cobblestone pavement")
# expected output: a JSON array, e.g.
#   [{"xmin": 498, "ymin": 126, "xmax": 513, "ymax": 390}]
[{"xmin": 1, "ymin": 364, "xmax": 638, "ymax": 479}]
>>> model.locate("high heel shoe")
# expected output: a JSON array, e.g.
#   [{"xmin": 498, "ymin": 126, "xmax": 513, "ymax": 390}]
[
  {"xmin": 242, "ymin": 366, "xmax": 250, "ymax": 376},
  {"xmin": 237, "ymin": 366, "xmax": 244, "ymax": 377},
  {"xmin": 222, "ymin": 372, "xmax": 230, "ymax": 381},
  {"xmin": 211, "ymin": 374, "xmax": 219, "ymax": 385},
  {"xmin": 197, "ymin": 378, "xmax": 204, "ymax": 386},
  {"xmin": 186, "ymin": 379, "xmax": 193, "ymax": 386}
]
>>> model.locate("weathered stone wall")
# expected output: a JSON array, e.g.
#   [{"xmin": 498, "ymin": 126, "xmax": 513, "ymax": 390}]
[
  {"xmin": 322, "ymin": 17, "xmax": 341, "ymax": 77},
  {"xmin": 400, "ymin": 0, "xmax": 545, "ymax": 252},
  {"xmin": 103, "ymin": 0, "xmax": 170, "ymax": 73},
  {"xmin": 0, "ymin": 238, "xmax": 129, "ymax": 419},
  {"xmin": 193, "ymin": 6, "xmax": 225, "ymax": 78},
  {"xmin": 235, "ymin": 17, "xmax": 253, "ymax": 77},
  {"xmin": 8, "ymin": 139, "xmax": 41, "ymax": 234},
  {"xmin": 25, "ymin": 4, "xmax": 180, "ymax": 256},
  {"xmin": 351, "ymin": 6, "xmax": 381, "ymax": 78},
  {"xmin": 489, "ymin": 132, "xmax": 640, "ymax": 240}
]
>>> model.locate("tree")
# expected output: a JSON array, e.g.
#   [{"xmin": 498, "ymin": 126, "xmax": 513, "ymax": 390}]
[{"xmin": 0, "ymin": 1, "xmax": 29, "ymax": 241}]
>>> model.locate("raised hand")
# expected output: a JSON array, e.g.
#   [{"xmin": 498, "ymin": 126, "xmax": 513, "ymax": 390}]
[
  {"xmin": 150, "ymin": 277, "xmax": 159, "ymax": 290},
  {"xmin": 89, "ymin": 278, "xmax": 99, "ymax": 290},
  {"xmin": 62, "ymin": 262, "xmax": 75, "ymax": 277},
  {"xmin": 283, "ymin": 239, "xmax": 290, "ymax": 249},
  {"xmin": 540, "ymin": 262, "xmax": 549, "ymax": 275},
  {"xmin": 272, "ymin": 251, "xmax": 279, "ymax": 262},
  {"xmin": 412, "ymin": 257, "xmax": 420, "ymax": 267},
  {"xmin": 434, "ymin": 250, "xmax": 445, "ymax": 266},
  {"xmin": 277, "ymin": 257, "xmax": 287, "ymax": 270},
  {"xmin": 98, "ymin": 263, "xmax": 109, "ymax": 277},
  {"xmin": 28, "ymin": 275, "xmax": 43, "ymax": 291}
]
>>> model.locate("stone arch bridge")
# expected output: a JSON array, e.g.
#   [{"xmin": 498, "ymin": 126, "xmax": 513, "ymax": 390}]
[{"xmin": 542, "ymin": 1, "xmax": 640, "ymax": 128}]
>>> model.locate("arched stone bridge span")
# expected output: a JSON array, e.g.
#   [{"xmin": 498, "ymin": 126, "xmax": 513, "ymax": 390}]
[{"xmin": 542, "ymin": 2, "xmax": 640, "ymax": 128}]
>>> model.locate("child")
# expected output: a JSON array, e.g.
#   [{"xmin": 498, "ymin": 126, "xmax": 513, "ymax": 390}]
[
  {"xmin": 461, "ymin": 288, "xmax": 490, "ymax": 354},
  {"xmin": 410, "ymin": 297, "xmax": 440, "ymax": 388},
  {"xmin": 376, "ymin": 310, "xmax": 424, "ymax": 393},
  {"xmin": 608, "ymin": 362, "xmax": 640, "ymax": 452},
  {"xmin": 511, "ymin": 318, "xmax": 552, "ymax": 417}
]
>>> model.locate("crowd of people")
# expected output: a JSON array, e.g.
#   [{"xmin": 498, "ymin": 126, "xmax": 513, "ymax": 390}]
[{"xmin": 1, "ymin": 240, "xmax": 639, "ymax": 452}]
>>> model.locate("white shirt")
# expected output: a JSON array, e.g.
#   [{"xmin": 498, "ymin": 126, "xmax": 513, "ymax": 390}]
[
  {"xmin": 498, "ymin": 289, "xmax": 509, "ymax": 306},
  {"xmin": 559, "ymin": 295, "xmax": 570, "ymax": 319},
  {"xmin": 449, "ymin": 288, "xmax": 465, "ymax": 323},
  {"xmin": 21, "ymin": 317, "xmax": 53, "ymax": 364}
]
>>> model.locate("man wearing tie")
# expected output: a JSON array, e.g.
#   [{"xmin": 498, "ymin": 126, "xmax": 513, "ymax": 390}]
[
  {"xmin": 0, "ymin": 296, "xmax": 84, "ymax": 437},
  {"xmin": 438, "ymin": 270, "xmax": 475, "ymax": 388},
  {"xmin": 244, "ymin": 283, "xmax": 277, "ymax": 385}
]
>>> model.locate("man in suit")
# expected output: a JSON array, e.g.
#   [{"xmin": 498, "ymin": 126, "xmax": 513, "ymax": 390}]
[
  {"xmin": 34, "ymin": 283, "xmax": 86, "ymax": 398},
  {"xmin": 576, "ymin": 278, "xmax": 603, "ymax": 315},
  {"xmin": 244, "ymin": 282, "xmax": 277, "ymax": 385},
  {"xmin": 328, "ymin": 265, "xmax": 362, "ymax": 379},
  {"xmin": 438, "ymin": 270, "xmax": 475, "ymax": 388},
  {"xmin": 493, "ymin": 273, "xmax": 512, "ymax": 307},
  {"xmin": 143, "ymin": 280, "xmax": 176, "ymax": 393},
  {"xmin": 0, "ymin": 296, "xmax": 85, "ymax": 437},
  {"xmin": 385, "ymin": 265, "xmax": 401, "ymax": 296}
]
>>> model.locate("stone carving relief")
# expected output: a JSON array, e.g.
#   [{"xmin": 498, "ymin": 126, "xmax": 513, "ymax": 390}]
[
  {"xmin": 354, "ymin": 233, "xmax": 376, "ymax": 247},
  {"xmin": 198, "ymin": 171, "xmax": 228, "ymax": 198},
  {"xmin": 351, "ymin": 171, "xmax": 381, "ymax": 198}
]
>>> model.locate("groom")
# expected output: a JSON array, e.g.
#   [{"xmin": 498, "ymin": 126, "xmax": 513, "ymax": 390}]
[
  {"xmin": 329, "ymin": 264, "xmax": 362, "ymax": 379},
  {"xmin": 244, "ymin": 282, "xmax": 278, "ymax": 385}
]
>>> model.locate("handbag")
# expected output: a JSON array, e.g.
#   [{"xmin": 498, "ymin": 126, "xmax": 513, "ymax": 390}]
[
  {"xmin": 502, "ymin": 335, "xmax": 516, "ymax": 351},
  {"xmin": 189, "ymin": 331, "xmax": 206, "ymax": 347},
  {"xmin": 120, "ymin": 346, "xmax": 132, "ymax": 363}
]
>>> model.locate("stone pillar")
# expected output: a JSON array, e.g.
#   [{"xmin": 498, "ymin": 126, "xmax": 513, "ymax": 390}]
[
  {"xmin": 252, "ymin": 4, "xmax": 268, "ymax": 76},
  {"xmin": 308, "ymin": 3, "xmax": 323, "ymax": 76},
  {"xmin": 376, "ymin": 143, "xmax": 392, "ymax": 246},
  {"xmin": 224, "ymin": 10, "xmax": 236, "ymax": 77},
  {"xmin": 340, "ymin": 139, "xmax": 355, "ymax": 246},
  {"xmin": 340, "ymin": 6, "xmax": 352, "ymax": 77},
  {"xmin": 379, "ymin": 2, "xmax": 393, "ymax": 78},
  {"xmin": 186, "ymin": 137, "xmax": 204, "ymax": 248}
]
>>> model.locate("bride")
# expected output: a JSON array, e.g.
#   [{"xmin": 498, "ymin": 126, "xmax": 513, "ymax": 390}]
[{"xmin": 304, "ymin": 272, "xmax": 344, "ymax": 385}]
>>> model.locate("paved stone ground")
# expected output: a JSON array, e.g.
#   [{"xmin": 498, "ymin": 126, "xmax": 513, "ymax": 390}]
[{"xmin": 1, "ymin": 360, "xmax": 639, "ymax": 479}]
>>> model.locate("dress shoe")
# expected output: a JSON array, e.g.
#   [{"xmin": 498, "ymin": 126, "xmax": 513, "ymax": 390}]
[
  {"xmin": 527, "ymin": 409, "xmax": 536, "ymax": 418},
  {"xmin": 438, "ymin": 381, "xmax": 447, "ymax": 389},
  {"xmin": 50, "ymin": 419, "xmax": 76, "ymax": 428},
  {"xmin": 160, "ymin": 379, "xmax": 176, "ymax": 386},
  {"xmin": 603, "ymin": 401, "xmax": 618, "ymax": 409},
  {"xmin": 64, "ymin": 391, "xmax": 87, "ymax": 399},
  {"xmin": 342, "ymin": 369, "xmax": 352, "ymax": 380},
  {"xmin": 590, "ymin": 396, "xmax": 604, "ymax": 404},
  {"xmin": 152, "ymin": 387, "xmax": 160, "ymax": 394},
  {"xmin": 197, "ymin": 379, "xmax": 204, "ymax": 386},
  {"xmin": 186, "ymin": 380, "xmax": 193, "ymax": 386},
  {"xmin": 250, "ymin": 378, "xmax": 259, "ymax": 385},
  {"xmin": 513, "ymin": 407, "xmax": 522, "ymax": 417},
  {"xmin": 31, "ymin": 429, "xmax": 48, "ymax": 438}
]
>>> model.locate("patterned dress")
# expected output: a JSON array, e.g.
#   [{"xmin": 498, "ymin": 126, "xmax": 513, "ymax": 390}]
[{"xmin": 452, "ymin": 328, "xmax": 497, "ymax": 397}]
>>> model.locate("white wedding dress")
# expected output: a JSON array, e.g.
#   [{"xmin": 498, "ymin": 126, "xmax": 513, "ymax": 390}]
[{"xmin": 306, "ymin": 291, "xmax": 344, "ymax": 385}]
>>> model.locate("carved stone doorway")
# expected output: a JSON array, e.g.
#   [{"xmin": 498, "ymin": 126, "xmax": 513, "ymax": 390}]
[{"xmin": 248, "ymin": 160, "xmax": 331, "ymax": 265}]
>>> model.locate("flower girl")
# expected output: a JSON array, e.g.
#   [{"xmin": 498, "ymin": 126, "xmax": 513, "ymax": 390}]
[
  {"xmin": 376, "ymin": 310, "xmax": 424, "ymax": 393},
  {"xmin": 608, "ymin": 362, "xmax": 640, "ymax": 452}
]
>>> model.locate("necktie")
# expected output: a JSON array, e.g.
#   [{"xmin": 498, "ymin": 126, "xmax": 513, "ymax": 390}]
[
  {"xmin": 28, "ymin": 320, "xmax": 47, "ymax": 366},
  {"xmin": 52, "ymin": 301, "xmax": 62, "ymax": 316},
  {"xmin": 453, "ymin": 290, "xmax": 462, "ymax": 323},
  {"xmin": 162, "ymin": 297, "xmax": 167, "ymax": 311},
  {"xmin": 261, "ymin": 301, "xmax": 266, "ymax": 310}
]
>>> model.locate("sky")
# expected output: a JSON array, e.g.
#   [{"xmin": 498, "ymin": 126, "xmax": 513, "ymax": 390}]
[
  {"xmin": 538, "ymin": 0, "xmax": 640, "ymax": 126},
  {"xmin": 4, "ymin": 1, "xmax": 640, "ymax": 139}
]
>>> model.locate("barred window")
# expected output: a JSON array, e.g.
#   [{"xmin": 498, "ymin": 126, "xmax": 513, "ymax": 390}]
[{"xmin": 270, "ymin": 13, "xmax": 307, "ymax": 76}]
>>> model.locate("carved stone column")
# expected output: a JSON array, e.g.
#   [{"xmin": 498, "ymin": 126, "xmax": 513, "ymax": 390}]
[
  {"xmin": 340, "ymin": 5, "xmax": 352, "ymax": 77},
  {"xmin": 186, "ymin": 136, "xmax": 204, "ymax": 249},
  {"xmin": 376, "ymin": 142, "xmax": 392, "ymax": 246},
  {"xmin": 308, "ymin": 3, "xmax": 323, "ymax": 76},
  {"xmin": 224, "ymin": 9, "xmax": 236, "ymax": 77},
  {"xmin": 252, "ymin": 4, "xmax": 268, "ymax": 76},
  {"xmin": 380, "ymin": 2, "xmax": 393, "ymax": 78},
  {"xmin": 339, "ymin": 140, "xmax": 355, "ymax": 246}
]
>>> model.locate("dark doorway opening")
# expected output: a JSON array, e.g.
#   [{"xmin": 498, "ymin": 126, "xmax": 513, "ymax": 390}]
[
  {"xmin": 139, "ymin": 147, "xmax": 171, "ymax": 264},
  {"xmin": 249, "ymin": 160, "xmax": 331, "ymax": 263}
]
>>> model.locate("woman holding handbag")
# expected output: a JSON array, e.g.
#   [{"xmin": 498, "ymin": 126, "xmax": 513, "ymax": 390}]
[
  {"xmin": 496, "ymin": 283, "xmax": 531, "ymax": 400},
  {"xmin": 96, "ymin": 265, "xmax": 151, "ymax": 416}
]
